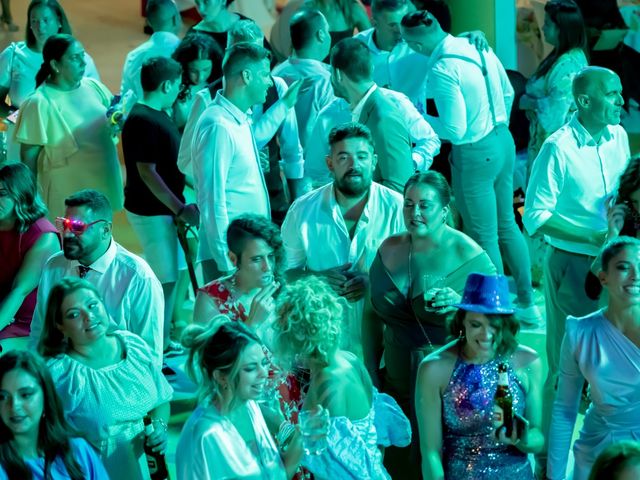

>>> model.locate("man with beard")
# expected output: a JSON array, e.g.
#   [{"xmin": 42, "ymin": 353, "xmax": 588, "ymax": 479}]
[
  {"xmin": 28, "ymin": 189, "xmax": 164, "ymax": 365},
  {"xmin": 329, "ymin": 38, "xmax": 414, "ymax": 194},
  {"xmin": 281, "ymin": 122, "xmax": 404, "ymax": 356}
]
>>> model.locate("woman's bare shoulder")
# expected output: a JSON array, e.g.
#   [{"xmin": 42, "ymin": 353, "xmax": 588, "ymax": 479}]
[{"xmin": 417, "ymin": 341, "xmax": 459, "ymax": 385}]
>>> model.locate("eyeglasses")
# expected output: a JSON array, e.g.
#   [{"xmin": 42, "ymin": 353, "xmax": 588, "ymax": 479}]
[
  {"xmin": 55, "ymin": 216, "xmax": 107, "ymax": 235},
  {"xmin": 401, "ymin": 10, "xmax": 434, "ymax": 29}
]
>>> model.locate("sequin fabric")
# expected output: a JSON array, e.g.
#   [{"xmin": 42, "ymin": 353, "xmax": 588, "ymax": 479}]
[{"xmin": 441, "ymin": 356, "xmax": 533, "ymax": 479}]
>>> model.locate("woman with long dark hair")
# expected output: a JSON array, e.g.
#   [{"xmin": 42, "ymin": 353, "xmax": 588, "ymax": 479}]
[
  {"xmin": 0, "ymin": 350, "xmax": 108, "ymax": 479},
  {"xmin": 0, "ymin": 163, "xmax": 59, "ymax": 351},
  {"xmin": 14, "ymin": 33, "xmax": 123, "ymax": 214},
  {"xmin": 519, "ymin": 0, "xmax": 588, "ymax": 166}
]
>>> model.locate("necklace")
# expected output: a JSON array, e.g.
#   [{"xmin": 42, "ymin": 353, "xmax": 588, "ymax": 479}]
[{"xmin": 408, "ymin": 235, "xmax": 435, "ymax": 352}]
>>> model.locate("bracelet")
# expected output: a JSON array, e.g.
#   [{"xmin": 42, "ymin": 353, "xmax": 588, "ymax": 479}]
[
  {"xmin": 176, "ymin": 205, "xmax": 186, "ymax": 218},
  {"xmin": 152, "ymin": 418, "xmax": 168, "ymax": 433}
]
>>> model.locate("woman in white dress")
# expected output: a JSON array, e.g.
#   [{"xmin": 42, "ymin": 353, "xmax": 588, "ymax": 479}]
[
  {"xmin": 547, "ymin": 236, "xmax": 640, "ymax": 480},
  {"xmin": 37, "ymin": 277, "xmax": 173, "ymax": 480},
  {"xmin": 14, "ymin": 34, "xmax": 122, "ymax": 215},
  {"xmin": 176, "ymin": 320, "xmax": 303, "ymax": 480}
]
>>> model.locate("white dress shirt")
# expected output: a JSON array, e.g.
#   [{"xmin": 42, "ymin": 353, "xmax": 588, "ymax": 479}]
[
  {"xmin": 192, "ymin": 91, "xmax": 270, "ymax": 270},
  {"xmin": 178, "ymin": 78, "xmax": 301, "ymax": 179},
  {"xmin": 304, "ymin": 90, "xmax": 440, "ymax": 186},
  {"xmin": 354, "ymin": 28, "xmax": 430, "ymax": 116},
  {"xmin": 30, "ymin": 240, "xmax": 164, "ymax": 365},
  {"xmin": 281, "ymin": 182, "xmax": 405, "ymax": 352},
  {"xmin": 523, "ymin": 116, "xmax": 630, "ymax": 256},
  {"xmin": 425, "ymin": 34, "xmax": 514, "ymax": 145},
  {"xmin": 271, "ymin": 57, "xmax": 335, "ymax": 149},
  {"xmin": 120, "ymin": 32, "xmax": 181, "ymax": 100}
]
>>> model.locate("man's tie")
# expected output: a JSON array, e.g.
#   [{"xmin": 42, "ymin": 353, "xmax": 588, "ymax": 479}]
[{"xmin": 77, "ymin": 265, "xmax": 91, "ymax": 278}]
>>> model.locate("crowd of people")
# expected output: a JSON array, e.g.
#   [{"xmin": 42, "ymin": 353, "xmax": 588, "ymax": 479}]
[{"xmin": 0, "ymin": 0, "xmax": 639, "ymax": 479}]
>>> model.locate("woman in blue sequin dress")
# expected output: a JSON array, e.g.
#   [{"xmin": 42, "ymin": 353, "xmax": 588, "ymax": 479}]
[{"xmin": 415, "ymin": 273, "xmax": 545, "ymax": 479}]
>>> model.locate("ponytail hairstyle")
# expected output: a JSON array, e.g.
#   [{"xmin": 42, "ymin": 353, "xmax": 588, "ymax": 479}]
[
  {"xmin": 181, "ymin": 319, "xmax": 262, "ymax": 406},
  {"xmin": 35, "ymin": 33, "xmax": 75, "ymax": 87},
  {"xmin": 0, "ymin": 351, "xmax": 85, "ymax": 480}
]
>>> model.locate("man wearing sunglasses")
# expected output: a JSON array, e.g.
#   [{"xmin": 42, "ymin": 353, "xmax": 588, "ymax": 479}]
[
  {"xmin": 400, "ymin": 9, "xmax": 540, "ymax": 326},
  {"xmin": 28, "ymin": 189, "xmax": 164, "ymax": 366}
]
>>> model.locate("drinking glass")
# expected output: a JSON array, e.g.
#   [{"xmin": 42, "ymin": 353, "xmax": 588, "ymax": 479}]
[
  {"xmin": 299, "ymin": 406, "xmax": 330, "ymax": 455},
  {"xmin": 423, "ymin": 275, "xmax": 446, "ymax": 312}
]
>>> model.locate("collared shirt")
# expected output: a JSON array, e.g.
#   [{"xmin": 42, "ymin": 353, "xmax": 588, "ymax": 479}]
[
  {"xmin": 120, "ymin": 32, "xmax": 181, "ymax": 101},
  {"xmin": 351, "ymin": 84, "xmax": 378, "ymax": 121},
  {"xmin": 425, "ymin": 34, "xmax": 514, "ymax": 145},
  {"xmin": 523, "ymin": 116, "xmax": 630, "ymax": 256},
  {"xmin": 271, "ymin": 57, "xmax": 335, "ymax": 149},
  {"xmin": 29, "ymin": 240, "xmax": 164, "ymax": 365},
  {"xmin": 305, "ymin": 90, "xmax": 440, "ymax": 186},
  {"xmin": 192, "ymin": 91, "xmax": 271, "ymax": 270},
  {"xmin": 281, "ymin": 182, "xmax": 405, "ymax": 351},
  {"xmin": 354, "ymin": 28, "xmax": 429, "ymax": 115},
  {"xmin": 178, "ymin": 79, "xmax": 300, "ymax": 179}
]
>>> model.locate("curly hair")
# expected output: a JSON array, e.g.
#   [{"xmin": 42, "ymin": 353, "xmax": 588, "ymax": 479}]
[
  {"xmin": 448, "ymin": 309, "xmax": 520, "ymax": 357},
  {"xmin": 0, "ymin": 163, "xmax": 48, "ymax": 233},
  {"xmin": 227, "ymin": 214, "xmax": 286, "ymax": 284},
  {"xmin": 274, "ymin": 276, "xmax": 345, "ymax": 366}
]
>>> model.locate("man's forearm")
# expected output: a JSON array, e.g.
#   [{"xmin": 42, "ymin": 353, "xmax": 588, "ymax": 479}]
[{"xmin": 537, "ymin": 214, "xmax": 605, "ymax": 246}]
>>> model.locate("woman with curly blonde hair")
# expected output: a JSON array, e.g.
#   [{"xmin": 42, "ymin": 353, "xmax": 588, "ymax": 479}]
[{"xmin": 275, "ymin": 276, "xmax": 410, "ymax": 479}]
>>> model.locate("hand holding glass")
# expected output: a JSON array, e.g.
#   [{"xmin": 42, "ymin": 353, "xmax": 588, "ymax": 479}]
[{"xmin": 299, "ymin": 406, "xmax": 330, "ymax": 455}]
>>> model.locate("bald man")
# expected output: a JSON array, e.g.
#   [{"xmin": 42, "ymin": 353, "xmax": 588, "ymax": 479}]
[{"xmin": 523, "ymin": 66, "xmax": 630, "ymax": 475}]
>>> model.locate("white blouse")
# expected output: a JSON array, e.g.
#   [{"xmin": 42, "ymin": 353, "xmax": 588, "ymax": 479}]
[{"xmin": 0, "ymin": 41, "xmax": 100, "ymax": 107}]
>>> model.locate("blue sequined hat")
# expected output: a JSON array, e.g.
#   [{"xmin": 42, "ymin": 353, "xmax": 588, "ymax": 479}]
[{"xmin": 454, "ymin": 273, "xmax": 515, "ymax": 314}]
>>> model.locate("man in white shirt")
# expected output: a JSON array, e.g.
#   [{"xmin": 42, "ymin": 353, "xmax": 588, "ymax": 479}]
[
  {"xmin": 523, "ymin": 67, "xmax": 629, "ymax": 471},
  {"xmin": 329, "ymin": 38, "xmax": 421, "ymax": 193},
  {"xmin": 271, "ymin": 8, "xmax": 334, "ymax": 150},
  {"xmin": 355, "ymin": 0, "xmax": 430, "ymax": 115},
  {"xmin": 281, "ymin": 122, "xmax": 405, "ymax": 355},
  {"xmin": 192, "ymin": 43, "xmax": 273, "ymax": 283},
  {"xmin": 401, "ymin": 10, "xmax": 539, "ymax": 323},
  {"xmin": 30, "ymin": 189, "xmax": 164, "ymax": 365},
  {"xmin": 121, "ymin": 0, "xmax": 182, "ymax": 101}
]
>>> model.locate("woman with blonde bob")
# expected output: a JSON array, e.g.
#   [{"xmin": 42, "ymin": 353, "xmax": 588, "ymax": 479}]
[{"xmin": 275, "ymin": 276, "xmax": 410, "ymax": 479}]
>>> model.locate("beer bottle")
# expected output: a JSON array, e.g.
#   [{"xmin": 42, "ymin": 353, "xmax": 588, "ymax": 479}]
[
  {"xmin": 143, "ymin": 415, "xmax": 170, "ymax": 480},
  {"xmin": 493, "ymin": 362, "xmax": 513, "ymax": 437}
]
